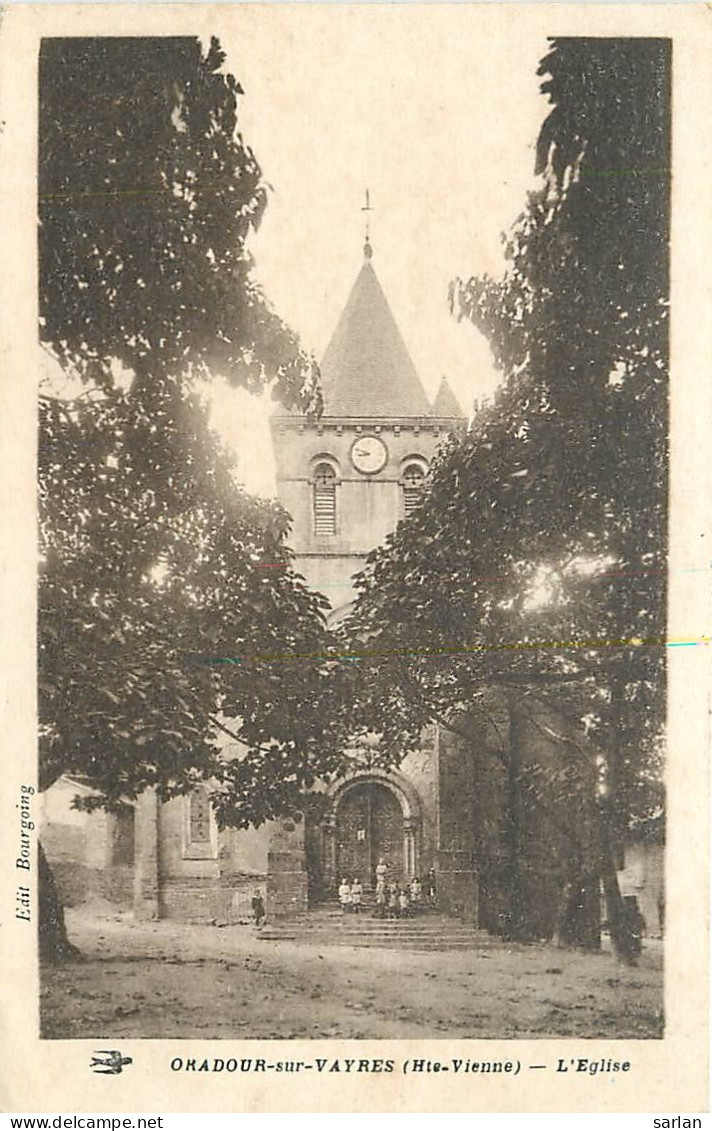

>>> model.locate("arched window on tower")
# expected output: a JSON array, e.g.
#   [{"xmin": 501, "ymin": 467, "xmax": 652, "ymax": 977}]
[
  {"xmin": 402, "ymin": 460, "xmax": 427, "ymax": 518},
  {"xmin": 313, "ymin": 461, "xmax": 337, "ymax": 535}
]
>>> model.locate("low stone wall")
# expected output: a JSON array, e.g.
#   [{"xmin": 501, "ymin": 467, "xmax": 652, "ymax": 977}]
[
  {"xmin": 159, "ymin": 874, "xmax": 267, "ymax": 924},
  {"xmin": 47, "ymin": 861, "xmax": 134, "ymax": 909}
]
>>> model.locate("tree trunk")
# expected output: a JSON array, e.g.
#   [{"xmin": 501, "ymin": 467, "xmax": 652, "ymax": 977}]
[
  {"xmin": 38, "ymin": 840, "xmax": 80, "ymax": 963},
  {"xmin": 502, "ymin": 699, "xmax": 527, "ymax": 940},
  {"xmin": 553, "ymin": 866, "xmax": 601, "ymax": 950},
  {"xmin": 600, "ymin": 822, "xmax": 637, "ymax": 964},
  {"xmin": 602, "ymin": 669, "xmax": 638, "ymax": 964}
]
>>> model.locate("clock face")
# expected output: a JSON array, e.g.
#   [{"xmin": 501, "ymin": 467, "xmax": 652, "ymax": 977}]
[{"xmin": 350, "ymin": 435, "xmax": 388, "ymax": 475}]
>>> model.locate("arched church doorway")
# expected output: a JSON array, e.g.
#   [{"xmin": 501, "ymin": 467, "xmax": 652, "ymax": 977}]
[
  {"xmin": 313, "ymin": 771, "xmax": 422, "ymax": 899},
  {"xmin": 335, "ymin": 781, "xmax": 404, "ymax": 888}
]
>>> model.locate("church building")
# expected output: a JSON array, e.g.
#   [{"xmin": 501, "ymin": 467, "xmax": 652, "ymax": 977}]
[
  {"xmin": 42, "ymin": 234, "xmax": 488, "ymax": 927},
  {"xmin": 42, "ymin": 234, "xmax": 659, "ymax": 938},
  {"xmin": 125, "ymin": 234, "xmax": 483, "ymax": 925},
  {"xmin": 266, "ymin": 234, "xmax": 476, "ymax": 919}
]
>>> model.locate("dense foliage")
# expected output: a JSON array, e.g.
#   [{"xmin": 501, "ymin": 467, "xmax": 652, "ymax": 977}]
[
  {"xmin": 344, "ymin": 38, "xmax": 670, "ymax": 944},
  {"xmin": 38, "ymin": 37, "xmax": 344, "ymax": 825},
  {"xmin": 39, "ymin": 36, "xmax": 318, "ymax": 407}
]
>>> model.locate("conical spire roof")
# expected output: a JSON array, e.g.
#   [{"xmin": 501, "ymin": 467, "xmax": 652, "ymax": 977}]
[
  {"xmin": 431, "ymin": 376, "xmax": 465, "ymax": 419},
  {"xmin": 319, "ymin": 254, "xmax": 432, "ymax": 418}
]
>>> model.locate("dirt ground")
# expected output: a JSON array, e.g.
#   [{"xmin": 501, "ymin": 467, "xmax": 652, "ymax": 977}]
[{"xmin": 40, "ymin": 907, "xmax": 663, "ymax": 1040}]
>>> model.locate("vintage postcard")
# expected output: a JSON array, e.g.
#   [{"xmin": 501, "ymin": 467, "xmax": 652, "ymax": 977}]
[{"xmin": 0, "ymin": 2, "xmax": 709, "ymax": 1115}]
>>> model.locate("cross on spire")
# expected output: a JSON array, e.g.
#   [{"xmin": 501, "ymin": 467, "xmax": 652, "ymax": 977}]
[{"xmin": 362, "ymin": 188, "xmax": 373, "ymax": 259}]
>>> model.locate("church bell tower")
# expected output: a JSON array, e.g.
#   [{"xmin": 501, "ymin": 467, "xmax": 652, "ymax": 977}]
[
  {"xmin": 270, "ymin": 216, "xmax": 465, "ymax": 622},
  {"xmin": 266, "ymin": 210, "xmax": 473, "ymax": 918}
]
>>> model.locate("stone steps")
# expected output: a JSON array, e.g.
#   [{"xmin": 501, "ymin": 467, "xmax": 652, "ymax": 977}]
[
  {"xmin": 258, "ymin": 932, "xmax": 492, "ymax": 952},
  {"xmin": 257, "ymin": 908, "xmax": 494, "ymax": 952}
]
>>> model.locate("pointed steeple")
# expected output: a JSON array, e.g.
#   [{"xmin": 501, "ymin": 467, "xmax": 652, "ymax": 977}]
[
  {"xmin": 362, "ymin": 188, "xmax": 373, "ymax": 261},
  {"xmin": 431, "ymin": 375, "xmax": 465, "ymax": 420},
  {"xmin": 319, "ymin": 249, "xmax": 432, "ymax": 419}
]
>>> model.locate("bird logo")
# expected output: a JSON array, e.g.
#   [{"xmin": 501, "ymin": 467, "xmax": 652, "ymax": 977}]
[{"xmin": 90, "ymin": 1050, "xmax": 133, "ymax": 1075}]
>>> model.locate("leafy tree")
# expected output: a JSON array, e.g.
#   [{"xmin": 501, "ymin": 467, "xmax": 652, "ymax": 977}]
[
  {"xmin": 40, "ymin": 36, "xmax": 318, "ymax": 406},
  {"xmin": 39, "ymin": 387, "xmax": 341, "ymax": 812},
  {"xmin": 344, "ymin": 38, "xmax": 670, "ymax": 956},
  {"xmin": 38, "ymin": 37, "xmax": 341, "ymax": 958}
]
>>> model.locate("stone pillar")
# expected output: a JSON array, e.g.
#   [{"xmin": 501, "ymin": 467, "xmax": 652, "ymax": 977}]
[
  {"xmin": 133, "ymin": 787, "xmax": 160, "ymax": 920},
  {"xmin": 435, "ymin": 719, "xmax": 481, "ymax": 923},
  {"xmin": 404, "ymin": 819, "xmax": 418, "ymax": 879},
  {"xmin": 460, "ymin": 862, "xmax": 480, "ymax": 924},
  {"xmin": 436, "ymin": 850, "xmax": 479, "ymax": 923},
  {"xmin": 266, "ymin": 815, "xmax": 308, "ymax": 919},
  {"xmin": 322, "ymin": 816, "xmax": 337, "ymax": 897}
]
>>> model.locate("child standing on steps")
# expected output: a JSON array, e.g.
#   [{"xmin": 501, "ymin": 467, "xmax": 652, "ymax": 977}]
[
  {"xmin": 387, "ymin": 881, "xmax": 398, "ymax": 919},
  {"xmin": 409, "ymin": 876, "xmax": 422, "ymax": 913},
  {"xmin": 339, "ymin": 877, "xmax": 352, "ymax": 913},
  {"xmin": 251, "ymin": 889, "xmax": 266, "ymax": 928},
  {"xmin": 351, "ymin": 877, "xmax": 363, "ymax": 913},
  {"xmin": 426, "ymin": 867, "xmax": 437, "ymax": 909},
  {"xmin": 375, "ymin": 874, "xmax": 387, "ymax": 918}
]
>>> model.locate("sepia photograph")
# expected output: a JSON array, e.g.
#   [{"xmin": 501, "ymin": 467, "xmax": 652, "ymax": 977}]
[
  {"xmin": 1, "ymin": 2, "xmax": 709, "ymax": 1115},
  {"xmin": 34, "ymin": 21, "xmax": 671, "ymax": 1044}
]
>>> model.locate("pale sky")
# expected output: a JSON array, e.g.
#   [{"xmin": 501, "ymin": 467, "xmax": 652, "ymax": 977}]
[
  {"xmin": 208, "ymin": 8, "xmax": 550, "ymax": 496},
  {"xmin": 40, "ymin": 10, "xmax": 552, "ymax": 500}
]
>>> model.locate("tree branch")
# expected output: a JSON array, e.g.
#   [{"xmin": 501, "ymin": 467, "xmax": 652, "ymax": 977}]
[{"xmin": 207, "ymin": 714, "xmax": 280, "ymax": 759}]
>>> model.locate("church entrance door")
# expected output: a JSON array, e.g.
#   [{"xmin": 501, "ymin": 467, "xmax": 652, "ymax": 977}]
[{"xmin": 335, "ymin": 782, "xmax": 404, "ymax": 888}]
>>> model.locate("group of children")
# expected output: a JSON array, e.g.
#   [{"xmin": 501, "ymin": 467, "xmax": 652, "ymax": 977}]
[
  {"xmin": 338, "ymin": 862, "xmax": 436, "ymax": 918},
  {"xmin": 338, "ymin": 876, "xmax": 365, "ymax": 912},
  {"xmin": 375, "ymin": 875, "xmax": 423, "ymax": 918}
]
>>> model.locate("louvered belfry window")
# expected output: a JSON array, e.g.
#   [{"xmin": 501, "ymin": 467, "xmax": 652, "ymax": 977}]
[
  {"xmin": 314, "ymin": 462, "xmax": 337, "ymax": 535},
  {"xmin": 403, "ymin": 463, "xmax": 425, "ymax": 517}
]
